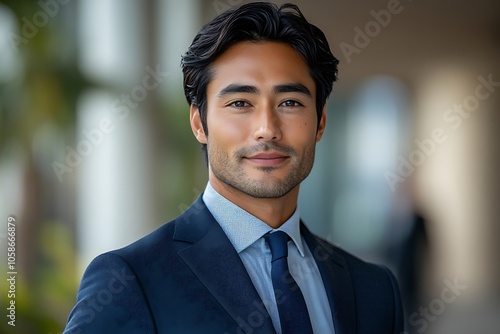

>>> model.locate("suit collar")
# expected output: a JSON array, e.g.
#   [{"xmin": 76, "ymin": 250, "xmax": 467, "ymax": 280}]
[
  {"xmin": 172, "ymin": 195, "xmax": 213, "ymax": 243},
  {"xmin": 301, "ymin": 223, "xmax": 357, "ymax": 334},
  {"xmin": 173, "ymin": 196, "xmax": 356, "ymax": 334},
  {"xmin": 174, "ymin": 196, "xmax": 276, "ymax": 333}
]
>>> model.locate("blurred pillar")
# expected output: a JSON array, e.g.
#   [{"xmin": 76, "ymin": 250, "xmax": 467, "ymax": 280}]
[
  {"xmin": 76, "ymin": 0, "xmax": 159, "ymax": 273},
  {"xmin": 158, "ymin": 0, "xmax": 201, "ymax": 102},
  {"xmin": 413, "ymin": 66, "xmax": 500, "ymax": 303}
]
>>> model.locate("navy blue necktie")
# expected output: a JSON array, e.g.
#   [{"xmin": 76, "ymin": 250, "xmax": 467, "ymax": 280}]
[{"xmin": 264, "ymin": 231, "xmax": 313, "ymax": 334}]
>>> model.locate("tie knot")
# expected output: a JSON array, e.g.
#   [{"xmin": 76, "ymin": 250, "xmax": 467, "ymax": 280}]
[{"xmin": 264, "ymin": 231, "xmax": 289, "ymax": 262}]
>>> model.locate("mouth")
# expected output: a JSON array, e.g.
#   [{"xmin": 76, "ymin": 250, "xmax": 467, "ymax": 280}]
[{"xmin": 244, "ymin": 152, "xmax": 290, "ymax": 167}]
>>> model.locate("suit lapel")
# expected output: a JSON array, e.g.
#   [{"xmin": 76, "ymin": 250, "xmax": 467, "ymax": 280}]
[
  {"xmin": 301, "ymin": 223, "xmax": 356, "ymax": 334},
  {"xmin": 174, "ymin": 196, "xmax": 276, "ymax": 333}
]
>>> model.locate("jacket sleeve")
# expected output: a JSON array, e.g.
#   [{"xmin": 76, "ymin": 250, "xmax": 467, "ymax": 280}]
[
  {"xmin": 63, "ymin": 252, "xmax": 155, "ymax": 334},
  {"xmin": 380, "ymin": 265, "xmax": 405, "ymax": 334}
]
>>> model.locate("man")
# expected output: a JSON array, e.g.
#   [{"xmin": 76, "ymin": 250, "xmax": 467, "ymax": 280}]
[{"xmin": 64, "ymin": 2, "xmax": 404, "ymax": 333}]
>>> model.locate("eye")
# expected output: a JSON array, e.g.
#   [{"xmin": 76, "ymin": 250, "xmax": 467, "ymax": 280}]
[
  {"xmin": 280, "ymin": 100, "xmax": 303, "ymax": 108},
  {"xmin": 228, "ymin": 100, "xmax": 251, "ymax": 108}
]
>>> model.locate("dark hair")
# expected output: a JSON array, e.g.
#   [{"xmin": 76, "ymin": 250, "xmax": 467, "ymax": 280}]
[{"xmin": 181, "ymin": 2, "xmax": 339, "ymax": 161}]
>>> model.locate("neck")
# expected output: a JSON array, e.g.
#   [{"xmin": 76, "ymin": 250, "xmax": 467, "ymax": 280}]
[{"xmin": 208, "ymin": 172, "xmax": 299, "ymax": 229}]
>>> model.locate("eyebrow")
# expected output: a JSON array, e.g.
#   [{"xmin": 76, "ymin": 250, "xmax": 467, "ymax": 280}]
[
  {"xmin": 273, "ymin": 83, "xmax": 311, "ymax": 96},
  {"xmin": 217, "ymin": 83, "xmax": 312, "ymax": 98},
  {"xmin": 218, "ymin": 84, "xmax": 259, "ymax": 97}
]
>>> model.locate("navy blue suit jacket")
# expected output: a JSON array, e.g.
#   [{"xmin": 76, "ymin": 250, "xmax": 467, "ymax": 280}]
[{"xmin": 64, "ymin": 196, "xmax": 404, "ymax": 334}]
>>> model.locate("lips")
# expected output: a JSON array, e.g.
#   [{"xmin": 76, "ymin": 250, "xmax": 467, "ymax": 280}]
[
  {"xmin": 245, "ymin": 152, "xmax": 289, "ymax": 166},
  {"xmin": 248, "ymin": 152, "xmax": 287, "ymax": 159}
]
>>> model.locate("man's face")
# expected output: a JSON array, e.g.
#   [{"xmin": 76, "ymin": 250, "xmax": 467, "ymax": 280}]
[{"xmin": 191, "ymin": 41, "xmax": 326, "ymax": 198}]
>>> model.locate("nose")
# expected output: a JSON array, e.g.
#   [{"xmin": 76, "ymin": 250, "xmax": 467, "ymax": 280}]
[{"xmin": 252, "ymin": 104, "xmax": 282, "ymax": 142}]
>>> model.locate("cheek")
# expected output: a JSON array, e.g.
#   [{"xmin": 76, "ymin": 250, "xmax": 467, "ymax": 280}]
[
  {"xmin": 285, "ymin": 118, "xmax": 317, "ymax": 143},
  {"xmin": 207, "ymin": 114, "xmax": 249, "ymax": 148}
]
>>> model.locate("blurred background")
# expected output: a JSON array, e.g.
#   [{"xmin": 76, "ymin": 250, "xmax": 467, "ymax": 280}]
[{"xmin": 0, "ymin": 0, "xmax": 499, "ymax": 333}]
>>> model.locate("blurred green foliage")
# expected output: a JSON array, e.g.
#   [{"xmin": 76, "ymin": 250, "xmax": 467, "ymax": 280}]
[
  {"xmin": 1, "ymin": 0, "xmax": 86, "ymax": 332},
  {"xmin": 0, "ymin": 1, "xmax": 208, "ymax": 332}
]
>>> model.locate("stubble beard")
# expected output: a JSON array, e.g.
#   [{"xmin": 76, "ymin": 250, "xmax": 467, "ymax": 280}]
[{"xmin": 208, "ymin": 141, "xmax": 316, "ymax": 198}]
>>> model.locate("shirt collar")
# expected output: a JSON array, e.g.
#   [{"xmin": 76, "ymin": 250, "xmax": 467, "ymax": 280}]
[{"xmin": 202, "ymin": 181, "xmax": 306, "ymax": 257}]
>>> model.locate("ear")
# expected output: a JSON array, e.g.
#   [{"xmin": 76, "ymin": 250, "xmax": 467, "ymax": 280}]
[
  {"xmin": 315, "ymin": 105, "xmax": 327, "ymax": 142},
  {"xmin": 190, "ymin": 104, "xmax": 207, "ymax": 144}
]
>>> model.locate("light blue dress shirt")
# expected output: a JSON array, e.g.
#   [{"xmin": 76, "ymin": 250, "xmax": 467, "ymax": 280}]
[{"xmin": 202, "ymin": 182, "xmax": 335, "ymax": 334}]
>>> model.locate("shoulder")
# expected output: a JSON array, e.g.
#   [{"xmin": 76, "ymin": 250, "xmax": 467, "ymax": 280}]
[
  {"xmin": 64, "ymin": 251, "xmax": 156, "ymax": 333},
  {"xmin": 64, "ymin": 198, "xmax": 212, "ymax": 333},
  {"xmin": 313, "ymin": 232, "xmax": 400, "ymax": 291},
  {"xmin": 308, "ymin": 232, "xmax": 404, "ymax": 332},
  {"xmin": 110, "ymin": 195, "xmax": 213, "ymax": 267},
  {"xmin": 111, "ymin": 218, "xmax": 177, "ymax": 263}
]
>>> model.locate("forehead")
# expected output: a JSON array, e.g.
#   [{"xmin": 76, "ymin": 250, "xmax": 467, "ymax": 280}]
[{"xmin": 208, "ymin": 41, "xmax": 315, "ymax": 95}]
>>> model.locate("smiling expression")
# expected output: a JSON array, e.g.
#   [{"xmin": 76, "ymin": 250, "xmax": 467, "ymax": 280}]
[{"xmin": 191, "ymin": 41, "xmax": 326, "ymax": 198}]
